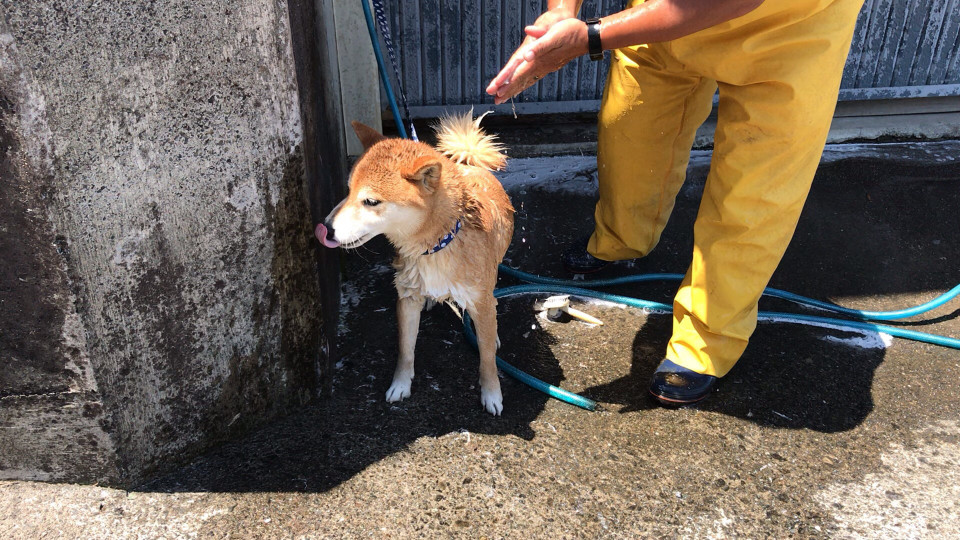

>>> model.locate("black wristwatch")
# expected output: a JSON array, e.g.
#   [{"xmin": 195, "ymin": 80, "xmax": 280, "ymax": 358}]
[{"xmin": 586, "ymin": 17, "xmax": 603, "ymax": 61}]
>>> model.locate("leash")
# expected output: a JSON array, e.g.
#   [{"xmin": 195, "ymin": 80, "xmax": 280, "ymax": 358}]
[
  {"xmin": 361, "ymin": 0, "xmax": 418, "ymax": 141},
  {"xmin": 358, "ymin": 2, "xmax": 960, "ymax": 412}
]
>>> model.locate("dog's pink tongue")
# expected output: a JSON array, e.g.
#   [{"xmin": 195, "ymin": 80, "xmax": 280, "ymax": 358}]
[{"xmin": 314, "ymin": 223, "xmax": 340, "ymax": 248}]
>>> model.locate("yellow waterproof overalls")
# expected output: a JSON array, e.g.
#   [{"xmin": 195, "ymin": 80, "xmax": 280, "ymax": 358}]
[{"xmin": 590, "ymin": 0, "xmax": 864, "ymax": 377}]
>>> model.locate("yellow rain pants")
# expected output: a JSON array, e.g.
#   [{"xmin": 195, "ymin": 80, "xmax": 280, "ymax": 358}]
[{"xmin": 590, "ymin": 0, "xmax": 864, "ymax": 377}]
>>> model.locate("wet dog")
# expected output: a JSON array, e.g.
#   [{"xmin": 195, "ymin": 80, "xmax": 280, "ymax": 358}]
[{"xmin": 317, "ymin": 112, "xmax": 514, "ymax": 415}]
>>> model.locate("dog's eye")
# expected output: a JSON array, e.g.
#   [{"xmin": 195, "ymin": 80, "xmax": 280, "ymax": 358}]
[{"xmin": 362, "ymin": 198, "xmax": 381, "ymax": 207}]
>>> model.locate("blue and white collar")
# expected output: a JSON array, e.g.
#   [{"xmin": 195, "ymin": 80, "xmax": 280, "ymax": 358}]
[{"xmin": 423, "ymin": 219, "xmax": 462, "ymax": 255}]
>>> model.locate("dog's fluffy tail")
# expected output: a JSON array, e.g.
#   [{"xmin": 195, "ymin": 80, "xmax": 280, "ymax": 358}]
[{"xmin": 434, "ymin": 109, "xmax": 506, "ymax": 171}]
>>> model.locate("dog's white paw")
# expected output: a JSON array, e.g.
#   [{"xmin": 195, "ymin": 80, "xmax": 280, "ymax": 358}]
[
  {"xmin": 480, "ymin": 387, "xmax": 503, "ymax": 416},
  {"xmin": 385, "ymin": 377, "xmax": 412, "ymax": 403}
]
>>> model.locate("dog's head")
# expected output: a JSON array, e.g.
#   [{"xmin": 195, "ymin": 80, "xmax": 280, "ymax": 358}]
[{"xmin": 318, "ymin": 122, "xmax": 443, "ymax": 249}]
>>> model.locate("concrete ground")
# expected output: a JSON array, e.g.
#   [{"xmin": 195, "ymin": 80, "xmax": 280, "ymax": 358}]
[{"xmin": 3, "ymin": 141, "xmax": 959, "ymax": 538}]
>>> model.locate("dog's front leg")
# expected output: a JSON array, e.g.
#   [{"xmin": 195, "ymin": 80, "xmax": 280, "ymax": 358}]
[
  {"xmin": 386, "ymin": 294, "xmax": 424, "ymax": 403},
  {"xmin": 468, "ymin": 299, "xmax": 503, "ymax": 416}
]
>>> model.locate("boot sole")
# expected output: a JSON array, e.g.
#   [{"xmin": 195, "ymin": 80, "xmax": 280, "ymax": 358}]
[{"xmin": 649, "ymin": 389, "xmax": 710, "ymax": 406}]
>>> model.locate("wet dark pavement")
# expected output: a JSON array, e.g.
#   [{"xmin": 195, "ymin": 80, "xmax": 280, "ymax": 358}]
[{"xmin": 3, "ymin": 142, "xmax": 959, "ymax": 538}]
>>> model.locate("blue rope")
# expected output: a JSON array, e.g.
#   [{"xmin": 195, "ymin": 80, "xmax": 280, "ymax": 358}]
[{"xmin": 362, "ymin": 0, "xmax": 417, "ymax": 141}]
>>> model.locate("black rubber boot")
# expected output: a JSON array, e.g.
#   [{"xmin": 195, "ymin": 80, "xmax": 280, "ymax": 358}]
[
  {"xmin": 561, "ymin": 235, "xmax": 611, "ymax": 274},
  {"xmin": 649, "ymin": 359, "xmax": 718, "ymax": 406}
]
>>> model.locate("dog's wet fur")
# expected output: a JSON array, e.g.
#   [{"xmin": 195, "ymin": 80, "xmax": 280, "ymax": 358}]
[{"xmin": 324, "ymin": 112, "xmax": 514, "ymax": 415}]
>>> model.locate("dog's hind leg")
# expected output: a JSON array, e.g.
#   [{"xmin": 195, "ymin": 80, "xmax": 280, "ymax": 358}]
[
  {"xmin": 386, "ymin": 294, "xmax": 424, "ymax": 403},
  {"xmin": 468, "ymin": 299, "xmax": 503, "ymax": 416}
]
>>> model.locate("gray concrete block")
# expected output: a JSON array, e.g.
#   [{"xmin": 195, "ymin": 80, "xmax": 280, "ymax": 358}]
[{"xmin": 0, "ymin": 0, "xmax": 328, "ymax": 485}]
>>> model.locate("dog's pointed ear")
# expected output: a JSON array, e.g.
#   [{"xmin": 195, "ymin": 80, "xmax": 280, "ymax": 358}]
[
  {"xmin": 403, "ymin": 156, "xmax": 442, "ymax": 193},
  {"xmin": 351, "ymin": 121, "xmax": 386, "ymax": 150}
]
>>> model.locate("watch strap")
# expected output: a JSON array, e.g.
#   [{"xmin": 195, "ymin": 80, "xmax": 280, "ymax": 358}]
[{"xmin": 586, "ymin": 17, "xmax": 603, "ymax": 61}]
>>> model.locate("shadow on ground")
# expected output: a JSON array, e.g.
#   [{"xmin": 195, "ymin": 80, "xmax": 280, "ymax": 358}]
[{"xmin": 141, "ymin": 150, "xmax": 960, "ymax": 495}]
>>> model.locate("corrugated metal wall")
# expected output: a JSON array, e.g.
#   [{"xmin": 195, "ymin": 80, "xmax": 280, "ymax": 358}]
[
  {"xmin": 386, "ymin": 0, "xmax": 620, "ymax": 109},
  {"xmin": 843, "ymin": 0, "xmax": 960, "ymax": 89},
  {"xmin": 382, "ymin": 0, "xmax": 960, "ymax": 115}
]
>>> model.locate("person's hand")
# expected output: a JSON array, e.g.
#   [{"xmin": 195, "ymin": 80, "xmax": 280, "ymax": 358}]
[
  {"xmin": 486, "ymin": 8, "xmax": 575, "ymax": 97},
  {"xmin": 486, "ymin": 14, "xmax": 589, "ymax": 105}
]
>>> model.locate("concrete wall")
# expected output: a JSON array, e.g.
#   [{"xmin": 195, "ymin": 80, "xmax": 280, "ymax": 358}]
[{"xmin": 0, "ymin": 0, "xmax": 329, "ymax": 485}]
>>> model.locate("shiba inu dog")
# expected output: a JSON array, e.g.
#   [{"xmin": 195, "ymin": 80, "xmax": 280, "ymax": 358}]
[{"xmin": 316, "ymin": 112, "xmax": 514, "ymax": 415}]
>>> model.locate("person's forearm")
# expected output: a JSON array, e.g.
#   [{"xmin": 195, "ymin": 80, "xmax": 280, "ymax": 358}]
[
  {"xmin": 598, "ymin": 0, "xmax": 763, "ymax": 50},
  {"xmin": 547, "ymin": 0, "xmax": 584, "ymax": 19}
]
